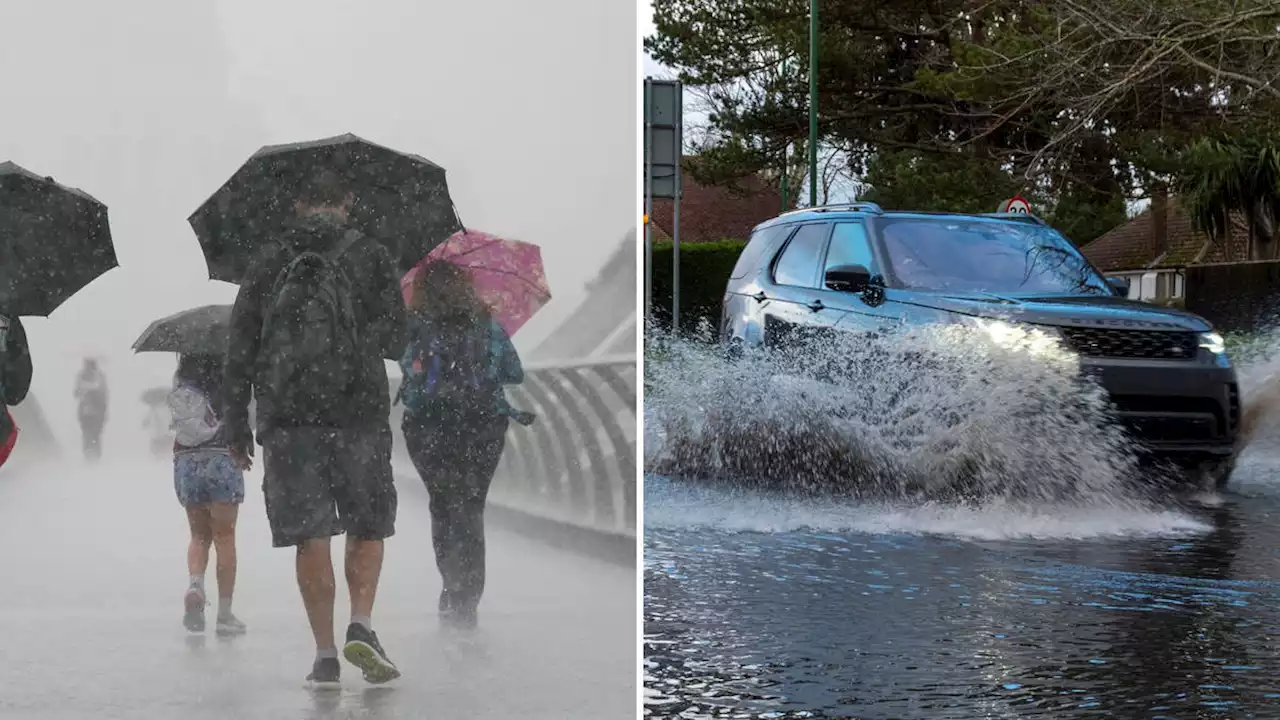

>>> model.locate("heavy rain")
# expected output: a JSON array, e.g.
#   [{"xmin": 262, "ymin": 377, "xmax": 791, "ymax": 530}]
[{"xmin": 0, "ymin": 2, "xmax": 636, "ymax": 718}]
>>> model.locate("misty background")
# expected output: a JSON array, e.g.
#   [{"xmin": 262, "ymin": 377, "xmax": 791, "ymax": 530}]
[{"xmin": 0, "ymin": 0, "xmax": 635, "ymax": 453}]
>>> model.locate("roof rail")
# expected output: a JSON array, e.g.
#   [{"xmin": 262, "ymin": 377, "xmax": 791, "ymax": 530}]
[
  {"xmin": 982, "ymin": 212, "xmax": 1048, "ymax": 226},
  {"xmin": 779, "ymin": 201, "xmax": 885, "ymax": 217}
]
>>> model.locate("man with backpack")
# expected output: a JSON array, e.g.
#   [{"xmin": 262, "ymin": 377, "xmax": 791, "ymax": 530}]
[{"xmin": 223, "ymin": 169, "xmax": 405, "ymax": 687}]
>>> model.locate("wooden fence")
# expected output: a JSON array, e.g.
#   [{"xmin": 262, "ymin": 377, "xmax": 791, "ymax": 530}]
[{"xmin": 1185, "ymin": 260, "xmax": 1280, "ymax": 333}]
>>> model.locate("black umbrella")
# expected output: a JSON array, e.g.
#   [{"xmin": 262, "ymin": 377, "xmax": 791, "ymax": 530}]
[
  {"xmin": 0, "ymin": 162, "xmax": 117, "ymax": 316},
  {"xmin": 132, "ymin": 304, "xmax": 231, "ymax": 355},
  {"xmin": 188, "ymin": 133, "xmax": 463, "ymax": 283}
]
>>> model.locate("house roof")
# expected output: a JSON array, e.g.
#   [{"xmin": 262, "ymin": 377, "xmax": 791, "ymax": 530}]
[
  {"xmin": 649, "ymin": 158, "xmax": 784, "ymax": 243},
  {"xmin": 1081, "ymin": 198, "xmax": 1250, "ymax": 272}
]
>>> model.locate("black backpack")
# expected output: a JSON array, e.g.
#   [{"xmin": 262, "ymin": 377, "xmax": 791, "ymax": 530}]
[{"xmin": 257, "ymin": 230, "xmax": 363, "ymax": 419}]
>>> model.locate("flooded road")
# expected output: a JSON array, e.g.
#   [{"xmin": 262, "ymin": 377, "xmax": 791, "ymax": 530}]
[
  {"xmin": 643, "ymin": 329, "xmax": 1280, "ymax": 718},
  {"xmin": 0, "ymin": 453, "xmax": 634, "ymax": 719},
  {"xmin": 645, "ymin": 453, "xmax": 1280, "ymax": 719}
]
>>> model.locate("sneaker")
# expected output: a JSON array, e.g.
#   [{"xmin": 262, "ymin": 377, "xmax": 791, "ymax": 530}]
[
  {"xmin": 183, "ymin": 587, "xmax": 206, "ymax": 633},
  {"xmin": 342, "ymin": 624, "xmax": 401, "ymax": 684},
  {"xmin": 215, "ymin": 613, "xmax": 247, "ymax": 637},
  {"xmin": 306, "ymin": 657, "xmax": 341, "ymax": 688}
]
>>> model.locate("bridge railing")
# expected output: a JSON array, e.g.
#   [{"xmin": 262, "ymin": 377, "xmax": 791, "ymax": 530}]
[{"xmin": 389, "ymin": 355, "xmax": 637, "ymax": 538}]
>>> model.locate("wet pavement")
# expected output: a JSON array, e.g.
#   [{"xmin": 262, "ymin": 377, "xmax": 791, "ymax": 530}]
[
  {"xmin": 0, "ymin": 452, "xmax": 634, "ymax": 719},
  {"xmin": 644, "ymin": 451, "xmax": 1280, "ymax": 719}
]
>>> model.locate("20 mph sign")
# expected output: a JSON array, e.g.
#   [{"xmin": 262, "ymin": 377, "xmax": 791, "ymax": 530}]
[{"xmin": 1000, "ymin": 197, "xmax": 1032, "ymax": 214}]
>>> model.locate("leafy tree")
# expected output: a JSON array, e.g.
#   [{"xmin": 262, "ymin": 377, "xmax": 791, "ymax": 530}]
[
  {"xmin": 648, "ymin": 0, "xmax": 1280, "ymax": 234},
  {"xmin": 1181, "ymin": 137, "xmax": 1280, "ymax": 259}
]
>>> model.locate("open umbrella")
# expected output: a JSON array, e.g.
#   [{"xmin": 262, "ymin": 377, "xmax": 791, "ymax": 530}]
[
  {"xmin": 401, "ymin": 229, "xmax": 551, "ymax": 337},
  {"xmin": 0, "ymin": 162, "xmax": 117, "ymax": 316},
  {"xmin": 133, "ymin": 304, "xmax": 231, "ymax": 355},
  {"xmin": 189, "ymin": 133, "xmax": 462, "ymax": 283}
]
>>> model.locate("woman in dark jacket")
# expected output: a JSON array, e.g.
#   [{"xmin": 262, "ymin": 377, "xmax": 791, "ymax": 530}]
[{"xmin": 397, "ymin": 262, "xmax": 529, "ymax": 629}]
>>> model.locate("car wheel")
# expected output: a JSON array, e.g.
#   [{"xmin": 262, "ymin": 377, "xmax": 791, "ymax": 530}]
[{"xmin": 724, "ymin": 337, "xmax": 745, "ymax": 363}]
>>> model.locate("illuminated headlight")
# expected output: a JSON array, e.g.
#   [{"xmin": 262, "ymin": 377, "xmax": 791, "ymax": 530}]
[
  {"xmin": 1199, "ymin": 331, "xmax": 1226, "ymax": 354},
  {"xmin": 971, "ymin": 318, "xmax": 1064, "ymax": 355}
]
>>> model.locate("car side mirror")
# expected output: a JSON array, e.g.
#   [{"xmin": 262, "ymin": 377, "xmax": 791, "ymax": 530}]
[
  {"xmin": 1106, "ymin": 277, "xmax": 1130, "ymax": 297},
  {"xmin": 825, "ymin": 264, "xmax": 872, "ymax": 293}
]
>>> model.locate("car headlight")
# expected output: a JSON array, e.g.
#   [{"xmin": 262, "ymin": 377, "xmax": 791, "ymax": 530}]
[
  {"xmin": 1199, "ymin": 331, "xmax": 1226, "ymax": 355},
  {"xmin": 970, "ymin": 318, "xmax": 1064, "ymax": 355}
]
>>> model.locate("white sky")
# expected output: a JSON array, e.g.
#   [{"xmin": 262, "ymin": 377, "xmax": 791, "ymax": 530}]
[
  {"xmin": 641, "ymin": 9, "xmax": 668, "ymax": 79},
  {"xmin": 0, "ymin": 0, "xmax": 634, "ymax": 448}
]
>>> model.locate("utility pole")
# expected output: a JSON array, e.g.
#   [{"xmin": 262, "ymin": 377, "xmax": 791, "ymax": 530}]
[{"xmin": 808, "ymin": 0, "xmax": 819, "ymax": 207}]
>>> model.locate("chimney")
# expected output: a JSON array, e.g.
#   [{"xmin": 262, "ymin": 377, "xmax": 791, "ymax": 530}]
[{"xmin": 1151, "ymin": 187, "xmax": 1169, "ymax": 259}]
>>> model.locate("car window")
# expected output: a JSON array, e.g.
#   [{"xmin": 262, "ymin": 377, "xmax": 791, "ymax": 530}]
[
  {"xmin": 730, "ymin": 224, "xmax": 790, "ymax": 280},
  {"xmin": 879, "ymin": 218, "xmax": 1110, "ymax": 294},
  {"xmin": 824, "ymin": 223, "xmax": 876, "ymax": 275},
  {"xmin": 773, "ymin": 223, "xmax": 830, "ymax": 288}
]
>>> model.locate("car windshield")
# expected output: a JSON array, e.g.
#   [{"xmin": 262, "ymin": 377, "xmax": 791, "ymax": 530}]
[{"xmin": 878, "ymin": 218, "xmax": 1110, "ymax": 295}]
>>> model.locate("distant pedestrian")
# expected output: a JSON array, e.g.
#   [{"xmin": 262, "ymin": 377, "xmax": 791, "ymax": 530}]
[
  {"xmin": 0, "ymin": 315, "xmax": 32, "ymax": 469},
  {"xmin": 169, "ymin": 353, "xmax": 246, "ymax": 637},
  {"xmin": 224, "ymin": 169, "xmax": 405, "ymax": 687},
  {"xmin": 74, "ymin": 357, "xmax": 108, "ymax": 461},
  {"xmin": 396, "ymin": 261, "xmax": 533, "ymax": 629}
]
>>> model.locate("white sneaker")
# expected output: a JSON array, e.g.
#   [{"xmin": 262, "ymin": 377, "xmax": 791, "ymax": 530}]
[
  {"xmin": 216, "ymin": 613, "xmax": 247, "ymax": 637},
  {"xmin": 183, "ymin": 587, "xmax": 206, "ymax": 633}
]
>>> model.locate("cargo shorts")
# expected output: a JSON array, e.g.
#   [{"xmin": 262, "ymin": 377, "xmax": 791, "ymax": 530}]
[{"xmin": 261, "ymin": 426, "xmax": 398, "ymax": 548}]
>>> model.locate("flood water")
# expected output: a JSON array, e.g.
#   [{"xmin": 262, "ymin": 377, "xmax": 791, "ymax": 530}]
[
  {"xmin": 644, "ymin": 331, "xmax": 1280, "ymax": 719},
  {"xmin": 645, "ymin": 463, "xmax": 1280, "ymax": 718}
]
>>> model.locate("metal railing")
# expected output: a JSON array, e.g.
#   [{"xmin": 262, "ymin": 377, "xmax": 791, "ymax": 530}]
[{"xmin": 389, "ymin": 355, "xmax": 637, "ymax": 537}]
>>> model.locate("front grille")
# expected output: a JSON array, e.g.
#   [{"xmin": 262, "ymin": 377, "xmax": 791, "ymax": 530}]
[
  {"xmin": 1123, "ymin": 415, "xmax": 1217, "ymax": 442},
  {"xmin": 1055, "ymin": 326, "xmax": 1198, "ymax": 360},
  {"xmin": 1111, "ymin": 394, "xmax": 1227, "ymax": 440}
]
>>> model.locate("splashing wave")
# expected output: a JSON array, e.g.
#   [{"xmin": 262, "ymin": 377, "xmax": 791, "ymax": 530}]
[{"xmin": 645, "ymin": 324, "xmax": 1149, "ymax": 505}]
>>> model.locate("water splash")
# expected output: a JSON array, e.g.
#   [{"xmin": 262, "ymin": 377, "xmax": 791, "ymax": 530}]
[
  {"xmin": 646, "ymin": 324, "xmax": 1147, "ymax": 505},
  {"xmin": 643, "ymin": 475, "xmax": 1211, "ymax": 540},
  {"xmin": 1228, "ymin": 328, "xmax": 1280, "ymax": 452}
]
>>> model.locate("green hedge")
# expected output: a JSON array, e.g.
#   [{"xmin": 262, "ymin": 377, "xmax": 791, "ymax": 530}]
[{"xmin": 648, "ymin": 239, "xmax": 746, "ymax": 335}]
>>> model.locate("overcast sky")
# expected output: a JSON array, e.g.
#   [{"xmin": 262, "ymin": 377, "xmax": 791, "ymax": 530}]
[{"xmin": 0, "ymin": 0, "xmax": 634, "ymax": 448}]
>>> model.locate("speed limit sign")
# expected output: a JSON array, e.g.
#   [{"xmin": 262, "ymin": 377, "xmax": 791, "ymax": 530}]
[{"xmin": 1000, "ymin": 197, "xmax": 1032, "ymax": 214}]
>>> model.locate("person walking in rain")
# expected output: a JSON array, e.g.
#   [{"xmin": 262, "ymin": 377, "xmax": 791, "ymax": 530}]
[
  {"xmin": 0, "ymin": 315, "xmax": 33, "ymax": 468},
  {"xmin": 223, "ymin": 169, "xmax": 405, "ymax": 687},
  {"xmin": 74, "ymin": 357, "xmax": 108, "ymax": 461},
  {"xmin": 397, "ymin": 261, "xmax": 532, "ymax": 629},
  {"xmin": 169, "ymin": 353, "xmax": 246, "ymax": 637}
]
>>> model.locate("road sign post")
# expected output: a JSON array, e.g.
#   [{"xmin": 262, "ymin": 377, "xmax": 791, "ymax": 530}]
[{"xmin": 643, "ymin": 78, "xmax": 684, "ymax": 333}]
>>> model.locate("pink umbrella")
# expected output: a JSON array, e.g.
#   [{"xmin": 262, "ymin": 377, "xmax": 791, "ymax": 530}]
[{"xmin": 401, "ymin": 229, "xmax": 551, "ymax": 337}]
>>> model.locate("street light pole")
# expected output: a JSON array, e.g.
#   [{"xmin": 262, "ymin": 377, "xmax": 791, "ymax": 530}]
[{"xmin": 808, "ymin": 0, "xmax": 819, "ymax": 207}]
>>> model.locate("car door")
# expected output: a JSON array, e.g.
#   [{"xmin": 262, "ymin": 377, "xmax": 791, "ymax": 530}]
[
  {"xmin": 816, "ymin": 221, "xmax": 904, "ymax": 334},
  {"xmin": 722, "ymin": 223, "xmax": 795, "ymax": 346},
  {"xmin": 760, "ymin": 222, "xmax": 850, "ymax": 349}
]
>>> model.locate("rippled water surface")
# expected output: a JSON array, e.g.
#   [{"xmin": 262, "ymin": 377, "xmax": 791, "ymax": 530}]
[
  {"xmin": 644, "ymin": 330, "xmax": 1280, "ymax": 718},
  {"xmin": 645, "ymin": 463, "xmax": 1280, "ymax": 719}
]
